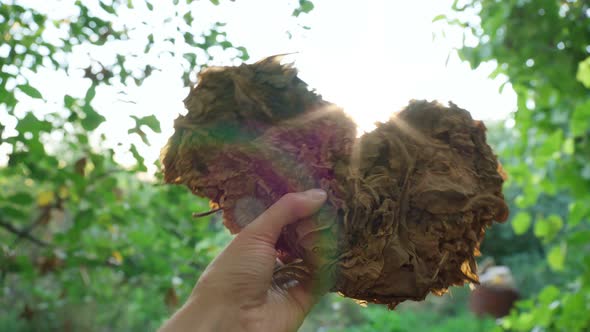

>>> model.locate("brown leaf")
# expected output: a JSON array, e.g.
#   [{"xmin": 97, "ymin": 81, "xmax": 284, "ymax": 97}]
[
  {"xmin": 160, "ymin": 56, "xmax": 509, "ymax": 309},
  {"xmin": 19, "ymin": 304, "xmax": 35, "ymax": 321},
  {"xmin": 165, "ymin": 287, "xmax": 179, "ymax": 309}
]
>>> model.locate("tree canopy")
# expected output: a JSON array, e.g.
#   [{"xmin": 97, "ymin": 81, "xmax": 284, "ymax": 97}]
[
  {"xmin": 1, "ymin": 0, "xmax": 589, "ymax": 331},
  {"xmin": 0, "ymin": 1, "xmax": 308, "ymax": 330},
  {"xmin": 446, "ymin": 0, "xmax": 590, "ymax": 330}
]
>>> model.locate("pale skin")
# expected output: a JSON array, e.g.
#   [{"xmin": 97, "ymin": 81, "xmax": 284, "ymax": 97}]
[{"xmin": 159, "ymin": 189, "xmax": 328, "ymax": 332}]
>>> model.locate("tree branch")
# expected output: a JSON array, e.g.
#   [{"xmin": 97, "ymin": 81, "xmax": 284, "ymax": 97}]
[
  {"xmin": 0, "ymin": 219, "xmax": 51, "ymax": 247},
  {"xmin": 11, "ymin": 205, "xmax": 53, "ymax": 248}
]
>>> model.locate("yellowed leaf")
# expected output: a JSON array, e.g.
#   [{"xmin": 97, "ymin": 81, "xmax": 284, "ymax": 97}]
[{"xmin": 37, "ymin": 191, "xmax": 55, "ymax": 207}]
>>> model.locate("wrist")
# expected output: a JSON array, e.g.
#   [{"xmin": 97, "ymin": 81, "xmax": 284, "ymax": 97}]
[{"xmin": 160, "ymin": 296, "xmax": 229, "ymax": 332}]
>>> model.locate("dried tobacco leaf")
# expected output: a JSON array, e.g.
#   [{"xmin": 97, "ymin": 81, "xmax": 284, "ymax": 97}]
[{"xmin": 161, "ymin": 56, "xmax": 509, "ymax": 308}]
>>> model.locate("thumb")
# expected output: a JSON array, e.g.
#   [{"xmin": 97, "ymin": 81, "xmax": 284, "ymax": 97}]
[{"xmin": 237, "ymin": 189, "xmax": 328, "ymax": 247}]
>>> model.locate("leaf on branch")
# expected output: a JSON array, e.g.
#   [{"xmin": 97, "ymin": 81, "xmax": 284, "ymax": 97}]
[
  {"xmin": 9, "ymin": 192, "xmax": 34, "ymax": 205},
  {"xmin": 99, "ymin": 1, "xmax": 117, "ymax": 15},
  {"xmin": 130, "ymin": 144, "xmax": 147, "ymax": 172},
  {"xmin": 16, "ymin": 112, "xmax": 52, "ymax": 137},
  {"xmin": 64, "ymin": 94, "xmax": 77, "ymax": 108},
  {"xmin": 85, "ymin": 84, "xmax": 97, "ymax": 103},
  {"xmin": 183, "ymin": 11, "xmax": 193, "ymax": 26},
  {"xmin": 432, "ymin": 14, "xmax": 447, "ymax": 23},
  {"xmin": 568, "ymin": 202, "xmax": 589, "ymax": 227},
  {"xmin": 111, "ymin": 251, "xmax": 124, "ymax": 265},
  {"xmin": 547, "ymin": 244, "xmax": 566, "ymax": 271},
  {"xmin": 567, "ymin": 230, "xmax": 590, "ymax": 246},
  {"xmin": 0, "ymin": 206, "xmax": 26, "ymax": 219},
  {"xmin": 237, "ymin": 46, "xmax": 249, "ymax": 60},
  {"xmin": 81, "ymin": 105, "xmax": 106, "ymax": 131},
  {"xmin": 37, "ymin": 191, "xmax": 55, "ymax": 207},
  {"xmin": 131, "ymin": 115, "xmax": 161, "ymax": 133},
  {"xmin": 292, "ymin": 0, "xmax": 314, "ymax": 17},
  {"xmin": 534, "ymin": 214, "xmax": 563, "ymax": 242},
  {"xmin": 576, "ymin": 56, "xmax": 590, "ymax": 88},
  {"xmin": 570, "ymin": 99, "xmax": 590, "ymax": 137},
  {"xmin": 512, "ymin": 211, "xmax": 532, "ymax": 235},
  {"xmin": 17, "ymin": 84, "xmax": 43, "ymax": 99}
]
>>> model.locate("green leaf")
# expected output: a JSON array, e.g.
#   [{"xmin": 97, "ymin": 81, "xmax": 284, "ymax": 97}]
[
  {"xmin": 69, "ymin": 209, "xmax": 95, "ymax": 237},
  {"xmin": 547, "ymin": 244, "xmax": 566, "ymax": 271},
  {"xmin": 512, "ymin": 211, "xmax": 532, "ymax": 235},
  {"xmin": 577, "ymin": 56, "xmax": 590, "ymax": 88},
  {"xmin": 128, "ymin": 128, "xmax": 149, "ymax": 145},
  {"xmin": 567, "ymin": 230, "xmax": 590, "ymax": 246},
  {"xmin": 16, "ymin": 112, "xmax": 52, "ymax": 136},
  {"xmin": 183, "ymin": 32, "xmax": 195, "ymax": 46},
  {"xmin": 292, "ymin": 0, "xmax": 314, "ymax": 17},
  {"xmin": 237, "ymin": 46, "xmax": 249, "ymax": 61},
  {"xmin": 537, "ymin": 129, "xmax": 563, "ymax": 159},
  {"xmin": 76, "ymin": 133, "xmax": 89, "ymax": 145},
  {"xmin": 8, "ymin": 192, "xmax": 34, "ymax": 205},
  {"xmin": 64, "ymin": 94, "xmax": 77, "ymax": 108},
  {"xmin": 130, "ymin": 144, "xmax": 147, "ymax": 172},
  {"xmin": 85, "ymin": 84, "xmax": 97, "ymax": 102},
  {"xmin": 568, "ymin": 202, "xmax": 589, "ymax": 227},
  {"xmin": 81, "ymin": 105, "xmax": 106, "ymax": 131},
  {"xmin": 99, "ymin": 1, "xmax": 116, "ymax": 15},
  {"xmin": 515, "ymin": 184, "xmax": 540, "ymax": 208},
  {"xmin": 571, "ymin": 99, "xmax": 590, "ymax": 137},
  {"xmin": 432, "ymin": 14, "xmax": 447, "ymax": 22},
  {"xmin": 219, "ymin": 41, "xmax": 232, "ymax": 49},
  {"xmin": 538, "ymin": 285, "xmax": 560, "ymax": 304},
  {"xmin": 458, "ymin": 47, "xmax": 481, "ymax": 69},
  {"xmin": 563, "ymin": 138, "xmax": 574, "ymax": 155},
  {"xmin": 534, "ymin": 214, "xmax": 563, "ymax": 241},
  {"xmin": 131, "ymin": 115, "xmax": 161, "ymax": 133},
  {"xmin": 300, "ymin": 0, "xmax": 314, "ymax": 13},
  {"xmin": 210, "ymin": 0, "xmax": 220, "ymax": 5},
  {"xmin": 0, "ymin": 206, "xmax": 26, "ymax": 219},
  {"xmin": 146, "ymin": 1, "xmax": 153, "ymax": 10},
  {"xmin": 183, "ymin": 11, "xmax": 193, "ymax": 26},
  {"xmin": 17, "ymin": 84, "xmax": 43, "ymax": 99}
]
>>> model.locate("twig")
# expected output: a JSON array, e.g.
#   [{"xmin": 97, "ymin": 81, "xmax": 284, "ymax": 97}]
[
  {"xmin": 192, "ymin": 207, "xmax": 222, "ymax": 218},
  {"xmin": 161, "ymin": 225, "xmax": 184, "ymax": 239},
  {"xmin": 11, "ymin": 205, "xmax": 54, "ymax": 248},
  {"xmin": 0, "ymin": 219, "xmax": 51, "ymax": 247}
]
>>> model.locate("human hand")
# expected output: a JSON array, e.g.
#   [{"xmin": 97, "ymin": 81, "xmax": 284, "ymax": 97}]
[{"xmin": 159, "ymin": 189, "xmax": 328, "ymax": 332}]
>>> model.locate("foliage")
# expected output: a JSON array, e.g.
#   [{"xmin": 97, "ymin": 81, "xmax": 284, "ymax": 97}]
[
  {"xmin": 478, "ymin": 122, "xmax": 565, "ymax": 298},
  {"xmin": 446, "ymin": 0, "xmax": 590, "ymax": 331},
  {"xmin": 332, "ymin": 305, "xmax": 496, "ymax": 332},
  {"xmin": 300, "ymin": 276, "xmax": 491, "ymax": 331},
  {"xmin": 0, "ymin": 0, "xmax": 312, "ymax": 330}
]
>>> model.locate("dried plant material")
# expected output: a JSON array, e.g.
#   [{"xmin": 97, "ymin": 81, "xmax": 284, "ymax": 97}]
[{"xmin": 161, "ymin": 56, "xmax": 509, "ymax": 308}]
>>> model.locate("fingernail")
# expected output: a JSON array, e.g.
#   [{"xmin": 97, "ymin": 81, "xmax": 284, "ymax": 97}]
[{"xmin": 304, "ymin": 189, "xmax": 327, "ymax": 201}]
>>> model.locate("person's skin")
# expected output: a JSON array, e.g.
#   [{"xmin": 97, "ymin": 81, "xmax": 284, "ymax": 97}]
[{"xmin": 159, "ymin": 189, "xmax": 328, "ymax": 332}]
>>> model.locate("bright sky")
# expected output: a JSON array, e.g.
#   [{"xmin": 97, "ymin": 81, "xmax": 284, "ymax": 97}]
[{"xmin": 1, "ymin": 0, "xmax": 516, "ymax": 173}]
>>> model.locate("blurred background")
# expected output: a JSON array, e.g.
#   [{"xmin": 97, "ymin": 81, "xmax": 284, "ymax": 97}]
[{"xmin": 1, "ymin": 0, "xmax": 589, "ymax": 331}]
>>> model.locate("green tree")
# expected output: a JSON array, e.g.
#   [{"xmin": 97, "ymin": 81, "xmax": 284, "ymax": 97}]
[
  {"xmin": 0, "ymin": 1, "xmax": 312, "ymax": 330},
  {"xmin": 446, "ymin": 0, "xmax": 590, "ymax": 331}
]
